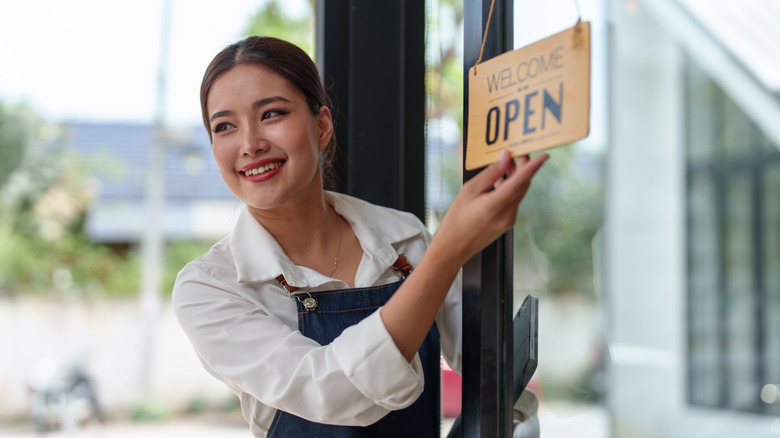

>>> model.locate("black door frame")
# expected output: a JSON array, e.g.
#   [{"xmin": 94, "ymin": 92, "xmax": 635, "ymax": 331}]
[
  {"xmin": 461, "ymin": 1, "xmax": 516, "ymax": 437},
  {"xmin": 316, "ymin": 0, "xmax": 426, "ymax": 221}
]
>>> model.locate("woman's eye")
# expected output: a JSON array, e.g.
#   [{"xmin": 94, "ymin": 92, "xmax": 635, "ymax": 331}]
[
  {"xmin": 212, "ymin": 122, "xmax": 235, "ymax": 133},
  {"xmin": 262, "ymin": 109, "xmax": 288, "ymax": 120}
]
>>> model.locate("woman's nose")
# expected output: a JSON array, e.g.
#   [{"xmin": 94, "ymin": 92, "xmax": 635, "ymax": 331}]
[{"xmin": 239, "ymin": 124, "xmax": 268, "ymax": 156}]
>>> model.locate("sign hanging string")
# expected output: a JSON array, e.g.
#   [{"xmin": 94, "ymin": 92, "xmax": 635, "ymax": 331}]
[
  {"xmin": 474, "ymin": 0, "xmax": 497, "ymax": 74},
  {"xmin": 473, "ymin": 0, "xmax": 583, "ymax": 74}
]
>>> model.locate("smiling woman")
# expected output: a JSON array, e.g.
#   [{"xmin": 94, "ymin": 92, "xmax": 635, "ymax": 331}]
[
  {"xmin": 207, "ymin": 63, "xmax": 330, "ymax": 215},
  {"xmin": 199, "ymin": 37, "xmax": 338, "ymax": 190},
  {"xmin": 172, "ymin": 35, "xmax": 546, "ymax": 438}
]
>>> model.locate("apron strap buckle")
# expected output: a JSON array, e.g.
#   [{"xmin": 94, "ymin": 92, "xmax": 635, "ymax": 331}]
[{"xmin": 392, "ymin": 254, "xmax": 414, "ymax": 279}]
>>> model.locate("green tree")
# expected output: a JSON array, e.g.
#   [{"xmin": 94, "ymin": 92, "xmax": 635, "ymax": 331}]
[
  {"xmin": 0, "ymin": 101, "xmax": 69, "ymax": 295},
  {"xmin": 0, "ymin": 102, "xmax": 32, "ymax": 190},
  {"xmin": 243, "ymin": 0, "xmax": 315, "ymax": 57},
  {"xmin": 515, "ymin": 145, "xmax": 604, "ymax": 296},
  {"xmin": 0, "ymin": 102, "xmax": 63, "ymax": 213}
]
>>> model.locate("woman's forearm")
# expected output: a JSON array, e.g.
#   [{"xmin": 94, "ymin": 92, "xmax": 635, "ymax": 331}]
[{"xmin": 379, "ymin": 237, "xmax": 465, "ymax": 361}]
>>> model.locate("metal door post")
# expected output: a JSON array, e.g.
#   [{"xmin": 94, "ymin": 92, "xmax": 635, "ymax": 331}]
[{"xmin": 461, "ymin": 0, "xmax": 515, "ymax": 436}]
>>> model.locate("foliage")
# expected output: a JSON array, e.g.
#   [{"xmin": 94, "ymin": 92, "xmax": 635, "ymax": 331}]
[
  {"xmin": 129, "ymin": 396, "xmax": 170, "ymax": 422},
  {"xmin": 515, "ymin": 145, "xmax": 604, "ymax": 296},
  {"xmin": 0, "ymin": 99, "xmax": 214, "ymax": 298},
  {"xmin": 0, "ymin": 231, "xmax": 212, "ymax": 298},
  {"xmin": 243, "ymin": 0, "xmax": 315, "ymax": 57},
  {"xmin": 426, "ymin": 0, "xmax": 465, "ymax": 128},
  {"xmin": 0, "ymin": 102, "xmax": 69, "ymax": 295},
  {"xmin": 0, "ymin": 102, "xmax": 65, "ymax": 226},
  {"xmin": 0, "ymin": 102, "xmax": 35, "ymax": 190}
]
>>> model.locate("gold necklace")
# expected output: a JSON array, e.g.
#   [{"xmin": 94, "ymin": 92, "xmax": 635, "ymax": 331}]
[{"xmin": 327, "ymin": 216, "xmax": 343, "ymax": 277}]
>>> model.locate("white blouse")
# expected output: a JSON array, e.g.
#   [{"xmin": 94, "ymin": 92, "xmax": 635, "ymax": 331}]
[{"xmin": 173, "ymin": 191, "xmax": 462, "ymax": 437}]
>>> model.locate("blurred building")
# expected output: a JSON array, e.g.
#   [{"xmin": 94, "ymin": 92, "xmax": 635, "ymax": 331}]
[
  {"xmin": 604, "ymin": 0, "xmax": 780, "ymax": 436},
  {"xmin": 64, "ymin": 122, "xmax": 239, "ymax": 246}
]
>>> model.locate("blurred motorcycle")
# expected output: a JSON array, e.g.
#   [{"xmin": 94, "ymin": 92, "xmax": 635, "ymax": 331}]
[{"xmin": 26, "ymin": 358, "xmax": 104, "ymax": 434}]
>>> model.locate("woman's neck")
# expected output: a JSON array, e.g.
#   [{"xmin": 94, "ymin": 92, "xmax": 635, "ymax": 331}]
[{"xmin": 248, "ymin": 191, "xmax": 341, "ymax": 274}]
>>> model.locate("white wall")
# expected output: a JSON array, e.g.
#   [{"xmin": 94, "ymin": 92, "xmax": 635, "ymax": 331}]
[
  {"xmin": 0, "ymin": 297, "xmax": 231, "ymax": 419},
  {"xmin": 605, "ymin": 1, "xmax": 686, "ymax": 435}
]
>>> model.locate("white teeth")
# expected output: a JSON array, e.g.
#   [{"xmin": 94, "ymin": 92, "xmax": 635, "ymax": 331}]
[{"xmin": 245, "ymin": 161, "xmax": 281, "ymax": 176}]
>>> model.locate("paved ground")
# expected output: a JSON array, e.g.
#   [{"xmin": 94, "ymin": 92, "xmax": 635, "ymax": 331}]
[
  {"xmin": 0, "ymin": 418, "xmax": 248, "ymax": 438},
  {"xmin": 0, "ymin": 404, "xmax": 608, "ymax": 437}
]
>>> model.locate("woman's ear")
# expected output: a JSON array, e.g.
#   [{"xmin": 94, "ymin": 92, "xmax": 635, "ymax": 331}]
[{"xmin": 316, "ymin": 106, "xmax": 333, "ymax": 152}]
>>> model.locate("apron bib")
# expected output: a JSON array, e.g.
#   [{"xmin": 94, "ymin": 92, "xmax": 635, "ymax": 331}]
[{"xmin": 267, "ymin": 278, "xmax": 441, "ymax": 437}]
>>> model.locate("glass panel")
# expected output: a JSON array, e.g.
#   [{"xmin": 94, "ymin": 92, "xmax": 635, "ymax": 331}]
[
  {"xmin": 763, "ymin": 167, "xmax": 780, "ymax": 415},
  {"xmin": 756, "ymin": 125, "xmax": 776, "ymax": 153},
  {"xmin": 721, "ymin": 97, "xmax": 754, "ymax": 156},
  {"xmin": 686, "ymin": 63, "xmax": 716, "ymax": 163},
  {"xmin": 723, "ymin": 174, "xmax": 757, "ymax": 410},
  {"xmin": 687, "ymin": 172, "xmax": 721, "ymax": 406}
]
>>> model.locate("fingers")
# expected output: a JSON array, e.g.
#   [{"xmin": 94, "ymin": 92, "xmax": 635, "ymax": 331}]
[
  {"xmin": 480, "ymin": 152, "xmax": 548, "ymax": 199},
  {"xmin": 465, "ymin": 150, "xmax": 514, "ymax": 195},
  {"xmin": 468, "ymin": 151, "xmax": 548, "ymax": 196},
  {"xmin": 510, "ymin": 153, "xmax": 548, "ymax": 188},
  {"xmin": 485, "ymin": 153, "xmax": 547, "ymax": 223}
]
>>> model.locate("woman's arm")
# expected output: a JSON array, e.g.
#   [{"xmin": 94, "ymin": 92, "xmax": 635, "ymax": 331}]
[
  {"xmin": 173, "ymin": 265, "xmax": 423, "ymax": 426},
  {"xmin": 381, "ymin": 150, "xmax": 548, "ymax": 361}
]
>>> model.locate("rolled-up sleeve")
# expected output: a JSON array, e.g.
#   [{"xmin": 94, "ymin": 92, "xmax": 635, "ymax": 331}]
[
  {"xmin": 173, "ymin": 263, "xmax": 424, "ymax": 427},
  {"xmin": 331, "ymin": 310, "xmax": 424, "ymax": 409}
]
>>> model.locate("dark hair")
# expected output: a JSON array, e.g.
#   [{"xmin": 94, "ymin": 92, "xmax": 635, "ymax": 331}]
[{"xmin": 200, "ymin": 36, "xmax": 338, "ymax": 189}]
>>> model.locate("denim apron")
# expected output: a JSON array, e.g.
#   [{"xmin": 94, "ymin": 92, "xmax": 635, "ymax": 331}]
[{"xmin": 268, "ymin": 257, "xmax": 441, "ymax": 437}]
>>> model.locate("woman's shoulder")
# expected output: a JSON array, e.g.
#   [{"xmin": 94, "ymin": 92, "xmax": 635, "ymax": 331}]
[
  {"xmin": 173, "ymin": 236, "xmax": 237, "ymax": 294},
  {"xmin": 327, "ymin": 191, "xmax": 425, "ymax": 230},
  {"xmin": 188, "ymin": 234, "xmax": 234, "ymax": 267}
]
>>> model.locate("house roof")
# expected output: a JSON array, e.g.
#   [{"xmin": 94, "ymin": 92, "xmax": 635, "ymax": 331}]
[
  {"xmin": 64, "ymin": 122, "xmax": 233, "ymax": 201},
  {"xmin": 643, "ymin": 0, "xmax": 780, "ymax": 148},
  {"xmin": 64, "ymin": 122, "xmax": 238, "ymax": 242},
  {"xmin": 679, "ymin": 0, "xmax": 780, "ymax": 93}
]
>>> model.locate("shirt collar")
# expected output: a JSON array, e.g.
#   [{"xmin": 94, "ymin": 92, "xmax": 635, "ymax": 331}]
[
  {"xmin": 230, "ymin": 192, "xmax": 423, "ymax": 287},
  {"xmin": 230, "ymin": 206, "xmax": 297, "ymax": 284}
]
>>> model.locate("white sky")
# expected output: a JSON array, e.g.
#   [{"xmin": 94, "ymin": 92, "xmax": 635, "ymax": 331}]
[{"xmin": 0, "ymin": 0, "xmax": 269, "ymax": 126}]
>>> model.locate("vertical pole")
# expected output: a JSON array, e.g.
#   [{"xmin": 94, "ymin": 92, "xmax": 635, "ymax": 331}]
[
  {"xmin": 139, "ymin": 0, "xmax": 171, "ymax": 396},
  {"xmin": 462, "ymin": 0, "xmax": 514, "ymax": 437}
]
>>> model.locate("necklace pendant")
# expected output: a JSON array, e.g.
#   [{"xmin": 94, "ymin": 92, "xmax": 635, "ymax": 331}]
[{"xmin": 301, "ymin": 296, "xmax": 318, "ymax": 312}]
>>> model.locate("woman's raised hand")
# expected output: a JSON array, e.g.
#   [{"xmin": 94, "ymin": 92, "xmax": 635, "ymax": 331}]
[
  {"xmin": 381, "ymin": 149, "xmax": 548, "ymax": 362},
  {"xmin": 434, "ymin": 150, "xmax": 549, "ymax": 266}
]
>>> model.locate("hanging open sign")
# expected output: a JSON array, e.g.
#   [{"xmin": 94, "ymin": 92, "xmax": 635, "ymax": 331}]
[{"xmin": 466, "ymin": 21, "xmax": 591, "ymax": 170}]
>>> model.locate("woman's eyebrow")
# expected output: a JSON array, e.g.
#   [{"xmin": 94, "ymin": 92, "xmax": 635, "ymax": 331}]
[
  {"xmin": 252, "ymin": 96, "xmax": 291, "ymax": 109},
  {"xmin": 209, "ymin": 109, "xmax": 232, "ymax": 123},
  {"xmin": 210, "ymin": 96, "xmax": 292, "ymax": 123}
]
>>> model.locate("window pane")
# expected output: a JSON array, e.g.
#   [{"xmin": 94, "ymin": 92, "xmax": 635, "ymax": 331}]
[
  {"xmin": 721, "ymin": 99, "xmax": 755, "ymax": 156},
  {"xmin": 686, "ymin": 64, "xmax": 716, "ymax": 163},
  {"xmin": 724, "ymin": 174, "xmax": 757, "ymax": 410},
  {"xmin": 763, "ymin": 167, "xmax": 780, "ymax": 414},
  {"xmin": 688, "ymin": 172, "xmax": 721, "ymax": 406}
]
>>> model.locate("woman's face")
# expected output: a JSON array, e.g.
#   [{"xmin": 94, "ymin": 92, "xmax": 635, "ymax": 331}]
[{"xmin": 206, "ymin": 63, "xmax": 332, "ymax": 213}]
